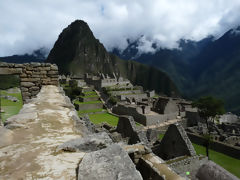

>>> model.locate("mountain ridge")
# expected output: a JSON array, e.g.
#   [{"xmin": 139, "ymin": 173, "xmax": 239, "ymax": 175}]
[
  {"xmin": 46, "ymin": 20, "xmax": 179, "ymax": 96},
  {"xmin": 113, "ymin": 29, "xmax": 240, "ymax": 114}
]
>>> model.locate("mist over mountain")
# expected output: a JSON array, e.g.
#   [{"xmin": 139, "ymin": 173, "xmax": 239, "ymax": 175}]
[
  {"xmin": 112, "ymin": 27, "xmax": 240, "ymax": 114},
  {"xmin": 46, "ymin": 20, "xmax": 179, "ymax": 96},
  {"xmin": 0, "ymin": 48, "xmax": 48, "ymax": 63}
]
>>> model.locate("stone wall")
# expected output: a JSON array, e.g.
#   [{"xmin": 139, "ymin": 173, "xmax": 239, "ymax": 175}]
[
  {"xmin": 112, "ymin": 104, "xmax": 147, "ymax": 125},
  {"xmin": 154, "ymin": 124, "xmax": 196, "ymax": 160},
  {"xmin": 110, "ymin": 90, "xmax": 142, "ymax": 96},
  {"xmin": 75, "ymin": 103, "xmax": 103, "ymax": 111},
  {"xmin": 0, "ymin": 62, "xmax": 59, "ymax": 102},
  {"xmin": 187, "ymin": 132, "xmax": 240, "ymax": 159},
  {"xmin": 119, "ymin": 93, "xmax": 148, "ymax": 101}
]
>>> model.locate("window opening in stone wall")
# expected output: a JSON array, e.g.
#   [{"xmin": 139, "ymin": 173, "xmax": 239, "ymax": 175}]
[{"xmin": 0, "ymin": 75, "xmax": 23, "ymax": 124}]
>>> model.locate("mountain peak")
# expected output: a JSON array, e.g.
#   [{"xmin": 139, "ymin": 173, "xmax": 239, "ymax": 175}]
[{"xmin": 46, "ymin": 20, "xmax": 179, "ymax": 96}]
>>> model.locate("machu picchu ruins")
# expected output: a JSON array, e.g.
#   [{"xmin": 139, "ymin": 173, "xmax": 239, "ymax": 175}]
[
  {"xmin": 1, "ymin": 64, "xmax": 239, "ymax": 179},
  {"xmin": 1, "ymin": 7, "xmax": 240, "ymax": 180}
]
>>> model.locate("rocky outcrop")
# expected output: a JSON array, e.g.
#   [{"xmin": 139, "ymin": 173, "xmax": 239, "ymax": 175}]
[
  {"xmin": 196, "ymin": 161, "xmax": 239, "ymax": 180},
  {"xmin": 77, "ymin": 144, "xmax": 143, "ymax": 180},
  {"xmin": 57, "ymin": 132, "xmax": 113, "ymax": 152},
  {"xmin": 0, "ymin": 62, "xmax": 59, "ymax": 102},
  {"xmin": 0, "ymin": 85, "xmax": 89, "ymax": 179}
]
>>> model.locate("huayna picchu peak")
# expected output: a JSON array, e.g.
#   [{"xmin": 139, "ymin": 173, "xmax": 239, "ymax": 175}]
[{"xmin": 46, "ymin": 20, "xmax": 179, "ymax": 97}]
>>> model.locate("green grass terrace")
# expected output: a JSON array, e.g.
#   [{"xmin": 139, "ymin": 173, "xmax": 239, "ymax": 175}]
[
  {"xmin": 0, "ymin": 89, "xmax": 23, "ymax": 123},
  {"xmin": 158, "ymin": 133, "xmax": 240, "ymax": 178},
  {"xmin": 78, "ymin": 108, "xmax": 107, "ymax": 115},
  {"xmin": 74, "ymin": 100, "xmax": 102, "ymax": 105}
]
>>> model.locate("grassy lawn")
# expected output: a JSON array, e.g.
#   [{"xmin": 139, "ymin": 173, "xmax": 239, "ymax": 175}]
[
  {"xmin": 88, "ymin": 113, "xmax": 119, "ymax": 126},
  {"xmin": 79, "ymin": 94, "xmax": 98, "ymax": 98},
  {"xmin": 74, "ymin": 100, "xmax": 102, "ymax": 105},
  {"xmin": 158, "ymin": 133, "xmax": 240, "ymax": 178},
  {"xmin": 158, "ymin": 134, "xmax": 165, "ymax": 139},
  {"xmin": 83, "ymin": 91, "xmax": 96, "ymax": 95},
  {"xmin": 0, "ymin": 90, "xmax": 23, "ymax": 122},
  {"xmin": 78, "ymin": 108, "xmax": 106, "ymax": 115},
  {"xmin": 192, "ymin": 143, "xmax": 240, "ymax": 178}
]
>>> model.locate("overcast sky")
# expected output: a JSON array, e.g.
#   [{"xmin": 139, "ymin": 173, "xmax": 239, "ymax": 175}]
[{"xmin": 1, "ymin": 0, "xmax": 240, "ymax": 56}]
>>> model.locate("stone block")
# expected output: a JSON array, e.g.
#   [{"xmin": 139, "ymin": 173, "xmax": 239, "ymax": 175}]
[
  {"xmin": 0, "ymin": 67, "xmax": 22, "ymax": 75},
  {"xmin": 31, "ymin": 74, "xmax": 40, "ymax": 78},
  {"xmin": 57, "ymin": 132, "xmax": 113, "ymax": 153},
  {"xmin": 47, "ymin": 71, "xmax": 58, "ymax": 75},
  {"xmin": 30, "ymin": 62, "xmax": 41, "ymax": 67},
  {"xmin": 40, "ymin": 71, "xmax": 47, "ymax": 74},
  {"xmin": 21, "ymin": 82, "xmax": 35, "ymax": 87},
  {"xmin": 0, "ymin": 62, "xmax": 9, "ymax": 67},
  {"xmin": 22, "ymin": 92, "xmax": 31, "ymax": 97},
  {"xmin": 20, "ymin": 73, "xmax": 27, "ymax": 78},
  {"xmin": 50, "ymin": 64, "xmax": 58, "ymax": 70},
  {"xmin": 20, "ymin": 87, "xmax": 29, "ymax": 92},
  {"xmin": 29, "ymin": 86, "xmax": 40, "ymax": 91},
  {"xmin": 31, "ymin": 90, "xmax": 39, "ymax": 96},
  {"xmin": 196, "ymin": 161, "xmax": 239, "ymax": 180},
  {"xmin": 77, "ymin": 144, "xmax": 143, "ymax": 180},
  {"xmin": 25, "ymin": 71, "xmax": 32, "ymax": 75},
  {"xmin": 21, "ymin": 78, "xmax": 40, "ymax": 82}
]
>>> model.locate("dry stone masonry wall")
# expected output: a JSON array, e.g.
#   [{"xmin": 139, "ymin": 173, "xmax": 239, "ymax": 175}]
[{"xmin": 0, "ymin": 62, "xmax": 59, "ymax": 102}]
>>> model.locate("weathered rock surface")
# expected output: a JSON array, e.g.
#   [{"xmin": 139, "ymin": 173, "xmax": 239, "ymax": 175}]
[
  {"xmin": 0, "ymin": 127, "xmax": 13, "ymax": 147},
  {"xmin": 196, "ymin": 161, "xmax": 239, "ymax": 180},
  {"xmin": 0, "ymin": 85, "xmax": 88, "ymax": 179},
  {"xmin": 57, "ymin": 132, "xmax": 113, "ymax": 152},
  {"xmin": 78, "ymin": 144, "xmax": 143, "ymax": 180}
]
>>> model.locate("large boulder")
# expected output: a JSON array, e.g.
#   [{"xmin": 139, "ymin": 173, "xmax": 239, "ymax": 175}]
[
  {"xmin": 57, "ymin": 132, "xmax": 113, "ymax": 153},
  {"xmin": 77, "ymin": 144, "xmax": 143, "ymax": 180},
  {"xmin": 196, "ymin": 161, "xmax": 239, "ymax": 180}
]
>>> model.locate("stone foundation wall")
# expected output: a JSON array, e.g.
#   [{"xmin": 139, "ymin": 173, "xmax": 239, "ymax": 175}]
[
  {"xmin": 0, "ymin": 62, "xmax": 59, "ymax": 103},
  {"xmin": 187, "ymin": 132, "xmax": 240, "ymax": 159}
]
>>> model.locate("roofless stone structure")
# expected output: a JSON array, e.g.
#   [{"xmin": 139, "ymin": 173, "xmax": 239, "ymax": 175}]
[
  {"xmin": 0, "ymin": 62, "xmax": 59, "ymax": 102},
  {"xmin": 154, "ymin": 123, "xmax": 196, "ymax": 160}
]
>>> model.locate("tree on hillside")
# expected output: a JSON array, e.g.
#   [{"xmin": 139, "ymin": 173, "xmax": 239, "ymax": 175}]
[{"xmin": 192, "ymin": 96, "xmax": 225, "ymax": 159}]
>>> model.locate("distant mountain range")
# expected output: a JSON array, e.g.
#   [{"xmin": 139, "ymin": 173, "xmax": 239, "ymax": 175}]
[
  {"xmin": 0, "ymin": 48, "xmax": 47, "ymax": 63},
  {"xmin": 112, "ymin": 27, "xmax": 240, "ymax": 114}
]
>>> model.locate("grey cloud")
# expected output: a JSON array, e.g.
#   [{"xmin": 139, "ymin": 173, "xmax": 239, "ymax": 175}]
[{"xmin": 0, "ymin": 0, "xmax": 240, "ymax": 56}]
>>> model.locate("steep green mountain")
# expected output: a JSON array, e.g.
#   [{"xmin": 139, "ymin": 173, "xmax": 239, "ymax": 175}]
[
  {"xmin": 113, "ymin": 29, "xmax": 240, "ymax": 114},
  {"xmin": 190, "ymin": 28, "xmax": 240, "ymax": 114},
  {"xmin": 46, "ymin": 20, "xmax": 178, "ymax": 96}
]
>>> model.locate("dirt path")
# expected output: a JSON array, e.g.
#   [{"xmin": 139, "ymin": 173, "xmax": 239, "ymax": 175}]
[{"xmin": 0, "ymin": 85, "xmax": 85, "ymax": 180}]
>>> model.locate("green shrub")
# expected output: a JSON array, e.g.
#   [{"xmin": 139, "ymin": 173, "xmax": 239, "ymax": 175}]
[{"xmin": 109, "ymin": 96, "xmax": 117, "ymax": 105}]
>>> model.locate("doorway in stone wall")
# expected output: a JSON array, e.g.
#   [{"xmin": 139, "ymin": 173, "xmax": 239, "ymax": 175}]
[{"xmin": 0, "ymin": 75, "xmax": 23, "ymax": 124}]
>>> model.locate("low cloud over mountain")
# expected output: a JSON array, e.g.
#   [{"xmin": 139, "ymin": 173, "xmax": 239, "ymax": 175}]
[{"xmin": 1, "ymin": 0, "xmax": 240, "ymax": 56}]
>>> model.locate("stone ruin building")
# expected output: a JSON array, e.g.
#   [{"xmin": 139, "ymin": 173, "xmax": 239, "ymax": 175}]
[
  {"xmin": 0, "ymin": 62, "xmax": 58, "ymax": 103},
  {"xmin": 84, "ymin": 72, "xmax": 133, "ymax": 90}
]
